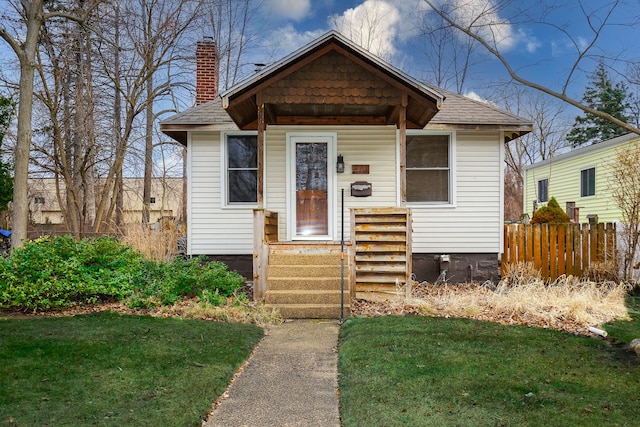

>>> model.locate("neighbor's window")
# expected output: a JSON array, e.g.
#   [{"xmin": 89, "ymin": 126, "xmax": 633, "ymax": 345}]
[
  {"xmin": 226, "ymin": 133, "xmax": 258, "ymax": 204},
  {"xmin": 580, "ymin": 167, "xmax": 595, "ymax": 197},
  {"xmin": 537, "ymin": 178, "xmax": 548, "ymax": 203},
  {"xmin": 406, "ymin": 133, "xmax": 452, "ymax": 203}
]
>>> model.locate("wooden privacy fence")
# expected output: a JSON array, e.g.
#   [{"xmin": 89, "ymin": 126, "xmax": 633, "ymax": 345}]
[{"xmin": 502, "ymin": 223, "xmax": 616, "ymax": 281}]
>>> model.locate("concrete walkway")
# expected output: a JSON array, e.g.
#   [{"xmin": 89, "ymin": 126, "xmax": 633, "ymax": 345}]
[{"xmin": 204, "ymin": 320, "xmax": 341, "ymax": 427}]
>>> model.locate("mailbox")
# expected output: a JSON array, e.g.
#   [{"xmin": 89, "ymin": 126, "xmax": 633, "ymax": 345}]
[{"xmin": 351, "ymin": 181, "xmax": 372, "ymax": 197}]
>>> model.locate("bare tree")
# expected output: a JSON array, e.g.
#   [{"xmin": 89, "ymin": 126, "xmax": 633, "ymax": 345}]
[
  {"xmin": 422, "ymin": 0, "xmax": 640, "ymax": 136},
  {"xmin": 609, "ymin": 143, "xmax": 640, "ymax": 281},
  {"xmin": 488, "ymin": 84, "xmax": 570, "ymax": 220},
  {"xmin": 208, "ymin": 0, "xmax": 265, "ymax": 90},
  {"xmin": 329, "ymin": 0, "xmax": 397, "ymax": 62},
  {"xmin": 93, "ymin": 0, "xmax": 201, "ymax": 230},
  {"xmin": 417, "ymin": 3, "xmax": 483, "ymax": 93},
  {"xmin": 32, "ymin": 9, "xmax": 99, "ymax": 237},
  {"xmin": 0, "ymin": 0, "xmax": 96, "ymax": 247}
]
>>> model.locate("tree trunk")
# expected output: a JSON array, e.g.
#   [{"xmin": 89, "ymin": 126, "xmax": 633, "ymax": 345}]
[{"xmin": 10, "ymin": 0, "xmax": 45, "ymax": 248}]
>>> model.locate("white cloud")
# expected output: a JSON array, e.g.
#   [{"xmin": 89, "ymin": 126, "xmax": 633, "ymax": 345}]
[
  {"xmin": 329, "ymin": 0, "xmax": 401, "ymax": 59},
  {"xmin": 576, "ymin": 36, "xmax": 589, "ymax": 51},
  {"xmin": 269, "ymin": 24, "xmax": 327, "ymax": 56},
  {"xmin": 441, "ymin": 0, "xmax": 517, "ymax": 51},
  {"xmin": 518, "ymin": 29, "xmax": 541, "ymax": 53},
  {"xmin": 270, "ymin": 0, "xmax": 312, "ymax": 21},
  {"xmin": 550, "ymin": 35, "xmax": 588, "ymax": 58},
  {"xmin": 463, "ymin": 91, "xmax": 496, "ymax": 106}
]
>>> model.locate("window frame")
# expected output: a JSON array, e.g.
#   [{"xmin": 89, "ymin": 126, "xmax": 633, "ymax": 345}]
[
  {"xmin": 221, "ymin": 131, "xmax": 259, "ymax": 208},
  {"xmin": 580, "ymin": 167, "xmax": 596, "ymax": 198},
  {"xmin": 404, "ymin": 130, "xmax": 456, "ymax": 207},
  {"xmin": 537, "ymin": 178, "xmax": 549, "ymax": 203}
]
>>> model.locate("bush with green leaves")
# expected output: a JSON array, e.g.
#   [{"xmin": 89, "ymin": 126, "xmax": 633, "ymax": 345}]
[
  {"xmin": 0, "ymin": 236, "xmax": 244, "ymax": 311},
  {"xmin": 131, "ymin": 256, "xmax": 244, "ymax": 308},
  {"xmin": 530, "ymin": 196, "xmax": 570, "ymax": 224}
]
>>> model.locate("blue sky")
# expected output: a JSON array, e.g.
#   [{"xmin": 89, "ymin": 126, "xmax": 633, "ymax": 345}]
[{"xmin": 255, "ymin": 0, "xmax": 640, "ymax": 103}]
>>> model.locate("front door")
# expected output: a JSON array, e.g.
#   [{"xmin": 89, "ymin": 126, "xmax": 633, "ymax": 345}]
[{"xmin": 287, "ymin": 134, "xmax": 335, "ymax": 240}]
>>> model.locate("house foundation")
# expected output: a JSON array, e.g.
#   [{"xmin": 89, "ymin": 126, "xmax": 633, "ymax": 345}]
[{"xmin": 412, "ymin": 253, "xmax": 500, "ymax": 284}]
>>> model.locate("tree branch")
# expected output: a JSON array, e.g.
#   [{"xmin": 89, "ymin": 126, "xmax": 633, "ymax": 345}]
[{"xmin": 423, "ymin": 0, "xmax": 640, "ymax": 136}]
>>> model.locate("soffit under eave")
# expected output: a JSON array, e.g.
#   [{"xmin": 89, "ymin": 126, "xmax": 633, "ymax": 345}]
[
  {"xmin": 162, "ymin": 130, "xmax": 186, "ymax": 145},
  {"xmin": 424, "ymin": 123, "xmax": 533, "ymax": 142},
  {"xmin": 160, "ymin": 123, "xmax": 240, "ymax": 145}
]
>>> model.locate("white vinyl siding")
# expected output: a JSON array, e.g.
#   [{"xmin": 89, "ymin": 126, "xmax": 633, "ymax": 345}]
[
  {"xmin": 188, "ymin": 127, "xmax": 504, "ymax": 255},
  {"xmin": 411, "ymin": 132, "xmax": 502, "ymax": 253},
  {"xmin": 188, "ymin": 132, "xmax": 254, "ymax": 255},
  {"xmin": 266, "ymin": 125, "xmax": 398, "ymax": 241}
]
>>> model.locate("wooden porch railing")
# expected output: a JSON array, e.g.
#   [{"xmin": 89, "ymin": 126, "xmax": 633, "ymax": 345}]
[
  {"xmin": 502, "ymin": 223, "xmax": 616, "ymax": 281},
  {"xmin": 350, "ymin": 207, "xmax": 412, "ymax": 293},
  {"xmin": 253, "ymin": 209, "xmax": 279, "ymax": 299}
]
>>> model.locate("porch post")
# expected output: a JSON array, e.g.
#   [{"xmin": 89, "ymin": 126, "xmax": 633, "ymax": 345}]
[
  {"xmin": 253, "ymin": 208, "xmax": 267, "ymax": 300},
  {"xmin": 257, "ymin": 91, "xmax": 265, "ymax": 208},
  {"xmin": 399, "ymin": 93, "xmax": 408, "ymax": 206}
]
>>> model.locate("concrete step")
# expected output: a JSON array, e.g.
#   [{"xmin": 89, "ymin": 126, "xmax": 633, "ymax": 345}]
[
  {"xmin": 266, "ymin": 303, "xmax": 351, "ymax": 319},
  {"xmin": 265, "ymin": 290, "xmax": 348, "ymax": 305},
  {"xmin": 267, "ymin": 264, "xmax": 342, "ymax": 278},
  {"xmin": 267, "ymin": 277, "xmax": 346, "ymax": 291},
  {"xmin": 269, "ymin": 252, "xmax": 342, "ymax": 266}
]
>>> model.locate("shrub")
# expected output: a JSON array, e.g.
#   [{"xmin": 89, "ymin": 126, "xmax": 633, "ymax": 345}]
[
  {"xmin": 0, "ymin": 236, "xmax": 244, "ymax": 311},
  {"xmin": 0, "ymin": 236, "xmax": 144, "ymax": 310},
  {"xmin": 530, "ymin": 196, "xmax": 570, "ymax": 224},
  {"xmin": 131, "ymin": 256, "xmax": 244, "ymax": 307}
]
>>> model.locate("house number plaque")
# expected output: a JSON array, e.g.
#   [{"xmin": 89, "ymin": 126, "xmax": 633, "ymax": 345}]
[{"xmin": 351, "ymin": 181, "xmax": 372, "ymax": 197}]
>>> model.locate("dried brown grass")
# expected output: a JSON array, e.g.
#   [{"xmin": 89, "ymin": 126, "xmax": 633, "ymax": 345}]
[
  {"xmin": 163, "ymin": 296, "xmax": 283, "ymax": 326},
  {"xmin": 122, "ymin": 223, "xmax": 183, "ymax": 262},
  {"xmin": 51, "ymin": 295, "xmax": 283, "ymax": 326},
  {"xmin": 354, "ymin": 264, "xmax": 632, "ymax": 335}
]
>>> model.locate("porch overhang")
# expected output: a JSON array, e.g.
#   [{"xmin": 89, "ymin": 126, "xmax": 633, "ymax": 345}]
[{"xmin": 220, "ymin": 31, "xmax": 444, "ymax": 130}]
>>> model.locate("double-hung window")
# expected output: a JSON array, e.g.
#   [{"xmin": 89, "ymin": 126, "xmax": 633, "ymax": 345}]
[
  {"xmin": 580, "ymin": 167, "xmax": 595, "ymax": 197},
  {"xmin": 406, "ymin": 133, "xmax": 453, "ymax": 204},
  {"xmin": 225, "ymin": 133, "xmax": 258, "ymax": 205},
  {"xmin": 537, "ymin": 178, "xmax": 548, "ymax": 203}
]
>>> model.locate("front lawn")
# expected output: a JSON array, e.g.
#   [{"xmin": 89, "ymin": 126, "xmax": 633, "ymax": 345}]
[
  {"xmin": 0, "ymin": 312, "xmax": 263, "ymax": 426},
  {"xmin": 339, "ymin": 315, "xmax": 640, "ymax": 427},
  {"xmin": 605, "ymin": 295, "xmax": 640, "ymax": 344}
]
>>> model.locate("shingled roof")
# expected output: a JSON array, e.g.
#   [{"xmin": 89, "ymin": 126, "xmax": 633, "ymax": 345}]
[
  {"xmin": 160, "ymin": 100, "xmax": 238, "ymax": 144},
  {"xmin": 160, "ymin": 33, "xmax": 531, "ymax": 144},
  {"xmin": 425, "ymin": 86, "xmax": 532, "ymax": 141}
]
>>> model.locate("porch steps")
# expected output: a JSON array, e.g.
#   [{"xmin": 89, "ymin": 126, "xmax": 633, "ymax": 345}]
[{"xmin": 265, "ymin": 244, "xmax": 350, "ymax": 319}]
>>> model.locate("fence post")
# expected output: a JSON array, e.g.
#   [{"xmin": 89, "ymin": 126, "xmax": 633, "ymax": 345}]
[
  {"xmin": 557, "ymin": 224, "xmax": 566, "ymax": 277},
  {"xmin": 502, "ymin": 222, "xmax": 617, "ymax": 280},
  {"xmin": 549, "ymin": 225, "xmax": 557, "ymax": 280}
]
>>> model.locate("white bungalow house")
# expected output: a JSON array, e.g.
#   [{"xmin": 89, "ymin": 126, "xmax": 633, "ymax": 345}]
[{"xmin": 160, "ymin": 31, "xmax": 532, "ymax": 317}]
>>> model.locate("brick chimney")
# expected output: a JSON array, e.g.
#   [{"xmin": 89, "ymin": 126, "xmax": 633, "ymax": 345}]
[{"xmin": 196, "ymin": 38, "xmax": 218, "ymax": 105}]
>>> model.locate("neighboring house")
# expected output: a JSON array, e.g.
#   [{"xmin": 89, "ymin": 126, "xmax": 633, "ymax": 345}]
[
  {"xmin": 523, "ymin": 132, "xmax": 638, "ymax": 223},
  {"xmin": 160, "ymin": 31, "xmax": 531, "ymax": 317},
  {"xmin": 28, "ymin": 177, "xmax": 185, "ymax": 226}
]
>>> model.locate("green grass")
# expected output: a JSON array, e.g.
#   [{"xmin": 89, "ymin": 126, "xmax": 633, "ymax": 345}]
[
  {"xmin": 339, "ymin": 315, "xmax": 640, "ymax": 427},
  {"xmin": 0, "ymin": 312, "xmax": 263, "ymax": 426},
  {"xmin": 605, "ymin": 295, "xmax": 640, "ymax": 344}
]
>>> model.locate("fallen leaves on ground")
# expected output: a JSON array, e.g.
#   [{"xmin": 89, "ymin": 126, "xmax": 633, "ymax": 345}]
[{"xmin": 351, "ymin": 281, "xmax": 631, "ymax": 336}]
